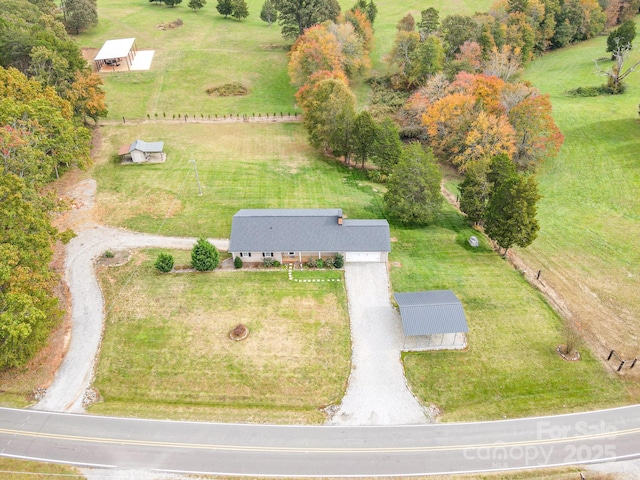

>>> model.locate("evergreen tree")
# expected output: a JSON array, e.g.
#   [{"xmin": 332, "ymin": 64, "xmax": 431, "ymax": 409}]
[
  {"xmin": 371, "ymin": 117, "xmax": 402, "ymax": 175},
  {"xmin": 607, "ymin": 18, "xmax": 636, "ymax": 55},
  {"xmin": 384, "ymin": 143, "xmax": 443, "ymax": 225},
  {"xmin": 164, "ymin": 0, "xmax": 183, "ymax": 7},
  {"xmin": 485, "ymin": 174, "xmax": 540, "ymax": 256},
  {"xmin": 231, "ymin": 0, "xmax": 249, "ymax": 19},
  {"xmin": 260, "ymin": 0, "xmax": 277, "ymax": 25},
  {"xmin": 352, "ymin": 111, "xmax": 377, "ymax": 168},
  {"xmin": 191, "ymin": 238, "xmax": 220, "ymax": 271},
  {"xmin": 188, "ymin": 0, "xmax": 207, "ymax": 11},
  {"xmin": 274, "ymin": 0, "xmax": 341, "ymax": 39},
  {"xmin": 216, "ymin": 0, "xmax": 233, "ymax": 17},
  {"xmin": 417, "ymin": 7, "xmax": 439, "ymax": 40}
]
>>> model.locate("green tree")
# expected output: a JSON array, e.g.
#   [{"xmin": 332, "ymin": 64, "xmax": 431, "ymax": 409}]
[
  {"xmin": 231, "ymin": 0, "xmax": 249, "ymax": 19},
  {"xmin": 216, "ymin": 0, "xmax": 233, "ymax": 17},
  {"xmin": 274, "ymin": 0, "xmax": 341, "ymax": 40},
  {"xmin": 607, "ymin": 18, "xmax": 636, "ymax": 55},
  {"xmin": 61, "ymin": 0, "xmax": 97, "ymax": 34},
  {"xmin": 352, "ymin": 110, "xmax": 377, "ymax": 168},
  {"xmin": 441, "ymin": 14, "xmax": 478, "ymax": 57},
  {"xmin": 418, "ymin": 7, "xmax": 439, "ymax": 40},
  {"xmin": 409, "ymin": 35, "xmax": 445, "ymax": 86},
  {"xmin": 371, "ymin": 117, "xmax": 402, "ymax": 175},
  {"xmin": 298, "ymin": 77, "xmax": 356, "ymax": 158},
  {"xmin": 0, "ymin": 174, "xmax": 61, "ymax": 368},
  {"xmin": 191, "ymin": 238, "xmax": 220, "ymax": 271},
  {"xmin": 260, "ymin": 0, "xmax": 277, "ymax": 25},
  {"xmin": 188, "ymin": 0, "xmax": 207, "ymax": 11},
  {"xmin": 459, "ymin": 158, "xmax": 490, "ymax": 226},
  {"xmin": 164, "ymin": 0, "xmax": 183, "ymax": 6},
  {"xmin": 485, "ymin": 174, "xmax": 540, "ymax": 256},
  {"xmin": 384, "ymin": 143, "xmax": 443, "ymax": 225},
  {"xmin": 154, "ymin": 252, "xmax": 174, "ymax": 272},
  {"xmin": 351, "ymin": 0, "xmax": 377, "ymax": 24}
]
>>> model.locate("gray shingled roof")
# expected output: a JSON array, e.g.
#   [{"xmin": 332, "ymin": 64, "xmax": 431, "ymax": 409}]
[
  {"xmin": 130, "ymin": 139, "xmax": 164, "ymax": 153},
  {"xmin": 394, "ymin": 290, "xmax": 469, "ymax": 336},
  {"xmin": 228, "ymin": 209, "xmax": 390, "ymax": 253}
]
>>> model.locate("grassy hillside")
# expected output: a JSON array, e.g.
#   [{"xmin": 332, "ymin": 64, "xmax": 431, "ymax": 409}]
[
  {"xmin": 519, "ymin": 29, "xmax": 640, "ymax": 362},
  {"xmin": 76, "ymin": 0, "xmax": 493, "ymax": 118}
]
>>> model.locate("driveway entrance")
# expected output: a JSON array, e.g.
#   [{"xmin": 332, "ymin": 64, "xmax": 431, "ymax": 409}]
[{"xmin": 326, "ymin": 263, "xmax": 428, "ymax": 425}]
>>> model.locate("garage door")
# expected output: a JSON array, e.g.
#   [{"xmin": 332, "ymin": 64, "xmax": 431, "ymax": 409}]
[{"xmin": 345, "ymin": 252, "xmax": 381, "ymax": 263}]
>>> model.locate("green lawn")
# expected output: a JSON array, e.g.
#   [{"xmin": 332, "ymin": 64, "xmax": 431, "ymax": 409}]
[
  {"xmin": 391, "ymin": 206, "xmax": 628, "ymax": 422},
  {"xmin": 0, "ymin": 457, "xmax": 81, "ymax": 479},
  {"xmin": 92, "ymin": 248, "xmax": 349, "ymax": 423},
  {"xmin": 76, "ymin": 0, "xmax": 493, "ymax": 118},
  {"xmin": 93, "ymin": 122, "xmax": 384, "ymax": 237},
  {"xmin": 516, "ymin": 28, "xmax": 640, "ymax": 359}
]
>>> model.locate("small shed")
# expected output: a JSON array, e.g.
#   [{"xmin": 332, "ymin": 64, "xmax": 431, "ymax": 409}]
[
  {"xmin": 118, "ymin": 140, "xmax": 166, "ymax": 163},
  {"xmin": 94, "ymin": 38, "xmax": 138, "ymax": 71},
  {"xmin": 394, "ymin": 290, "xmax": 468, "ymax": 351}
]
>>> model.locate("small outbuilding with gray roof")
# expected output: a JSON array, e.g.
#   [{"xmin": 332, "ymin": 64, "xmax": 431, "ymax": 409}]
[
  {"xmin": 228, "ymin": 209, "xmax": 390, "ymax": 264},
  {"xmin": 118, "ymin": 140, "xmax": 166, "ymax": 163},
  {"xmin": 394, "ymin": 290, "xmax": 468, "ymax": 351}
]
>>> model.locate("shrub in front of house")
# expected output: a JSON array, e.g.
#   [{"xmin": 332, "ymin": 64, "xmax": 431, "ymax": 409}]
[
  {"xmin": 234, "ymin": 256, "xmax": 243, "ymax": 269},
  {"xmin": 191, "ymin": 238, "xmax": 219, "ymax": 271},
  {"xmin": 324, "ymin": 257, "xmax": 334, "ymax": 269},
  {"xmin": 306, "ymin": 259, "xmax": 317, "ymax": 268},
  {"xmin": 155, "ymin": 252, "xmax": 174, "ymax": 273},
  {"xmin": 263, "ymin": 257, "xmax": 275, "ymax": 268},
  {"xmin": 316, "ymin": 258, "xmax": 325, "ymax": 268},
  {"xmin": 333, "ymin": 253, "xmax": 344, "ymax": 268}
]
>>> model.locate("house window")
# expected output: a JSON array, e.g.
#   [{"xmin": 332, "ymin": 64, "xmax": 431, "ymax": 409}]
[
  {"xmin": 289, "ymin": 252, "xmax": 295, "ymax": 256},
  {"xmin": 239, "ymin": 252, "xmax": 251, "ymax": 258},
  {"xmin": 262, "ymin": 252, "xmax": 274, "ymax": 258}
]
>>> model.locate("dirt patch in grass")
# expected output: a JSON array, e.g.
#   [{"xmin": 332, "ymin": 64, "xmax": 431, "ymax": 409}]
[
  {"xmin": 94, "ymin": 190, "xmax": 183, "ymax": 225},
  {"xmin": 157, "ymin": 18, "xmax": 183, "ymax": 30},
  {"xmin": 206, "ymin": 82, "xmax": 249, "ymax": 97}
]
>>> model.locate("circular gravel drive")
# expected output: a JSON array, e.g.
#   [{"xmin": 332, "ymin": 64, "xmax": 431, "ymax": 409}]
[{"xmin": 325, "ymin": 263, "xmax": 428, "ymax": 425}]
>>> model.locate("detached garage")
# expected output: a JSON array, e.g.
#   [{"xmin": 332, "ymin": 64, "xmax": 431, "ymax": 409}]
[{"xmin": 229, "ymin": 209, "xmax": 390, "ymax": 264}]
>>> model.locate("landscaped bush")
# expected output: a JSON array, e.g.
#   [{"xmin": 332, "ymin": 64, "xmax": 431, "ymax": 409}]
[
  {"xmin": 333, "ymin": 253, "xmax": 344, "ymax": 269},
  {"xmin": 104, "ymin": 250, "xmax": 114, "ymax": 258},
  {"xmin": 316, "ymin": 258, "xmax": 325, "ymax": 268},
  {"xmin": 272, "ymin": 260, "xmax": 281, "ymax": 267},
  {"xmin": 191, "ymin": 238, "xmax": 219, "ymax": 271},
  {"xmin": 324, "ymin": 257, "xmax": 334, "ymax": 269},
  {"xmin": 306, "ymin": 259, "xmax": 317, "ymax": 268},
  {"xmin": 263, "ymin": 257, "xmax": 275, "ymax": 267},
  {"xmin": 154, "ymin": 252, "xmax": 174, "ymax": 272},
  {"xmin": 234, "ymin": 256, "xmax": 243, "ymax": 269}
]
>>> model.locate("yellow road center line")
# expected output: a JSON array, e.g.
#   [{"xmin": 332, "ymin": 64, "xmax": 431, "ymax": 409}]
[{"xmin": 0, "ymin": 427, "xmax": 638, "ymax": 453}]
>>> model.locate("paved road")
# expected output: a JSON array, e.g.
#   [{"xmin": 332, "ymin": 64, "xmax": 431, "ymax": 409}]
[{"xmin": 1, "ymin": 407, "xmax": 639, "ymax": 476}]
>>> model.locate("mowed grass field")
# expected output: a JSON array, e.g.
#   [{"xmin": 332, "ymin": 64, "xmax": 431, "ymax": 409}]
[
  {"xmin": 518, "ymin": 30, "xmax": 640, "ymax": 365},
  {"xmin": 392, "ymin": 208, "xmax": 628, "ymax": 421},
  {"xmin": 76, "ymin": 0, "xmax": 493, "ymax": 118},
  {"xmin": 92, "ymin": 249, "xmax": 349, "ymax": 423},
  {"xmin": 93, "ymin": 122, "xmax": 384, "ymax": 237}
]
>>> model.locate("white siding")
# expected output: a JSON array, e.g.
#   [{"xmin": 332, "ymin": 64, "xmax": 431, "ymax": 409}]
[{"xmin": 345, "ymin": 252, "xmax": 382, "ymax": 263}]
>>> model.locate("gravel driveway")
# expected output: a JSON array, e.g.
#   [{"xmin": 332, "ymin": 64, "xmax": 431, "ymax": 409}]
[{"xmin": 325, "ymin": 263, "xmax": 428, "ymax": 425}]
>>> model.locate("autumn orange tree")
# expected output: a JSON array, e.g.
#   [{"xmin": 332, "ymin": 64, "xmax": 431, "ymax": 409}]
[{"xmin": 416, "ymin": 72, "xmax": 563, "ymax": 172}]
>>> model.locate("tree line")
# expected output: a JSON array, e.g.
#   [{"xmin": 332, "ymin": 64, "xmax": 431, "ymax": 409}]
[{"xmin": 0, "ymin": 0, "xmax": 105, "ymax": 368}]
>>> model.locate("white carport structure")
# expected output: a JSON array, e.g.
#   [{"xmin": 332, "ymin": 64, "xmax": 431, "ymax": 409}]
[{"xmin": 94, "ymin": 38, "xmax": 138, "ymax": 71}]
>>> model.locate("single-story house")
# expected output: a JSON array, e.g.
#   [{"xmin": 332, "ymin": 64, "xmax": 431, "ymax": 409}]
[
  {"xmin": 118, "ymin": 140, "xmax": 166, "ymax": 163},
  {"xmin": 94, "ymin": 38, "xmax": 138, "ymax": 71},
  {"xmin": 394, "ymin": 290, "xmax": 469, "ymax": 351},
  {"xmin": 228, "ymin": 209, "xmax": 390, "ymax": 264}
]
